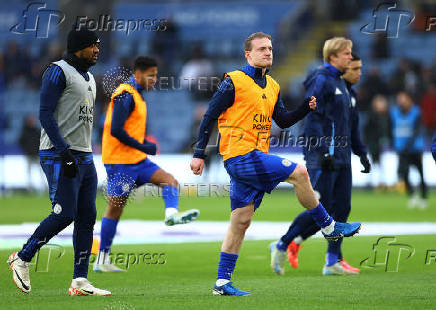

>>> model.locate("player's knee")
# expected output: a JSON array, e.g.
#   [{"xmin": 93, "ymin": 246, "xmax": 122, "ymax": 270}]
[
  {"xmin": 237, "ymin": 217, "xmax": 251, "ymax": 231},
  {"xmin": 166, "ymin": 174, "xmax": 178, "ymax": 188},
  {"xmin": 236, "ymin": 210, "xmax": 253, "ymax": 230},
  {"xmin": 88, "ymin": 207, "xmax": 97, "ymax": 224},
  {"xmin": 51, "ymin": 212, "xmax": 74, "ymax": 226},
  {"xmin": 171, "ymin": 176, "xmax": 179, "ymax": 188},
  {"xmin": 75, "ymin": 211, "xmax": 96, "ymax": 229},
  {"xmin": 105, "ymin": 202, "xmax": 124, "ymax": 219},
  {"xmin": 291, "ymin": 164, "xmax": 309, "ymax": 183}
]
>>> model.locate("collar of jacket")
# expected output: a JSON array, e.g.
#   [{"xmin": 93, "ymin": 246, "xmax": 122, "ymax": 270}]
[
  {"xmin": 323, "ymin": 61, "xmax": 343, "ymax": 77},
  {"xmin": 63, "ymin": 53, "xmax": 92, "ymax": 73},
  {"xmin": 241, "ymin": 63, "xmax": 270, "ymax": 79},
  {"xmin": 126, "ymin": 75, "xmax": 144, "ymax": 93}
]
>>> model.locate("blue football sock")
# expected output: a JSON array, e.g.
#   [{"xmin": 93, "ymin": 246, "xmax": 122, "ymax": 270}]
[
  {"xmin": 99, "ymin": 217, "xmax": 119, "ymax": 253},
  {"xmin": 276, "ymin": 240, "xmax": 287, "ymax": 251},
  {"xmin": 308, "ymin": 203, "xmax": 333, "ymax": 228},
  {"xmin": 327, "ymin": 238, "xmax": 343, "ymax": 262},
  {"xmin": 325, "ymin": 252, "xmax": 339, "ymax": 267},
  {"xmin": 280, "ymin": 211, "xmax": 314, "ymax": 246},
  {"xmin": 217, "ymin": 252, "xmax": 238, "ymax": 280},
  {"xmin": 301, "ymin": 223, "xmax": 321, "ymax": 240},
  {"xmin": 162, "ymin": 185, "xmax": 179, "ymax": 210}
]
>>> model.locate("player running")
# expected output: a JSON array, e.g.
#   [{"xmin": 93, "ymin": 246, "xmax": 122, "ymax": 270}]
[
  {"xmin": 7, "ymin": 26, "xmax": 110, "ymax": 295},
  {"xmin": 271, "ymin": 50, "xmax": 370, "ymax": 276},
  {"xmin": 94, "ymin": 56, "xmax": 199, "ymax": 272},
  {"xmin": 190, "ymin": 32, "xmax": 362, "ymax": 296}
]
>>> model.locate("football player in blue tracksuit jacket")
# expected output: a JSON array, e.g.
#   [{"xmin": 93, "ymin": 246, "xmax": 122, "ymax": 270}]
[
  {"xmin": 432, "ymin": 133, "xmax": 436, "ymax": 163},
  {"xmin": 271, "ymin": 41, "xmax": 371, "ymax": 276},
  {"xmin": 390, "ymin": 91, "xmax": 427, "ymax": 209}
]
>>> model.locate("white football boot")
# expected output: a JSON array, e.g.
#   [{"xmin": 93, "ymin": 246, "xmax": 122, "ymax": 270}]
[
  {"xmin": 408, "ymin": 194, "xmax": 419, "ymax": 209},
  {"xmin": 164, "ymin": 209, "xmax": 200, "ymax": 226},
  {"xmin": 68, "ymin": 277, "xmax": 111, "ymax": 296},
  {"xmin": 270, "ymin": 241, "xmax": 286, "ymax": 275},
  {"xmin": 322, "ymin": 262, "xmax": 345, "ymax": 275},
  {"xmin": 417, "ymin": 198, "xmax": 428, "ymax": 210},
  {"xmin": 7, "ymin": 252, "xmax": 31, "ymax": 293}
]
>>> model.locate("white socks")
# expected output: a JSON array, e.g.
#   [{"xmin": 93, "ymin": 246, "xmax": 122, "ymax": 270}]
[
  {"xmin": 321, "ymin": 220, "xmax": 336, "ymax": 235},
  {"xmin": 216, "ymin": 279, "xmax": 230, "ymax": 286},
  {"xmin": 294, "ymin": 236, "xmax": 303, "ymax": 245},
  {"xmin": 165, "ymin": 207, "xmax": 178, "ymax": 218}
]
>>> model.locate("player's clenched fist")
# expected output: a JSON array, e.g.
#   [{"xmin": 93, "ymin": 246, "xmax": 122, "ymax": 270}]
[
  {"xmin": 190, "ymin": 158, "xmax": 205, "ymax": 175},
  {"xmin": 309, "ymin": 96, "xmax": 316, "ymax": 110}
]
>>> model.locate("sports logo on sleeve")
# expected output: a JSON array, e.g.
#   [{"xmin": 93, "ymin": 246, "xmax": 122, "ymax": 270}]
[
  {"xmin": 53, "ymin": 203, "xmax": 62, "ymax": 214},
  {"xmin": 282, "ymin": 159, "xmax": 291, "ymax": 167}
]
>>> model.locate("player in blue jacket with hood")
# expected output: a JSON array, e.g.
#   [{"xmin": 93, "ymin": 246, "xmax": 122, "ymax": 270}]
[{"xmin": 270, "ymin": 39, "xmax": 370, "ymax": 276}]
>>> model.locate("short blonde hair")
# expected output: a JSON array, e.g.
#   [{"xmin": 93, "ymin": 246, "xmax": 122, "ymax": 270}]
[
  {"xmin": 323, "ymin": 37, "xmax": 353, "ymax": 62},
  {"xmin": 244, "ymin": 32, "xmax": 272, "ymax": 51}
]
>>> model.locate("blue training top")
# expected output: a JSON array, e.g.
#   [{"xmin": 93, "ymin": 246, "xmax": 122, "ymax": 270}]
[
  {"xmin": 390, "ymin": 104, "xmax": 424, "ymax": 153},
  {"xmin": 303, "ymin": 62, "xmax": 367, "ymax": 168}
]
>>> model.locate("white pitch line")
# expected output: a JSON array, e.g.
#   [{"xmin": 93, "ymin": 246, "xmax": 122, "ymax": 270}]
[{"xmin": 1, "ymin": 221, "xmax": 436, "ymax": 249}]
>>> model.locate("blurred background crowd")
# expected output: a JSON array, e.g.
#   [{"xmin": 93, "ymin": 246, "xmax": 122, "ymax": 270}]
[{"xmin": 0, "ymin": 0, "xmax": 435, "ymax": 192}]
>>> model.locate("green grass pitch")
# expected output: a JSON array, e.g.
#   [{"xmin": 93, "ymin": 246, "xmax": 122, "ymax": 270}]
[{"xmin": 1, "ymin": 190, "xmax": 435, "ymax": 309}]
